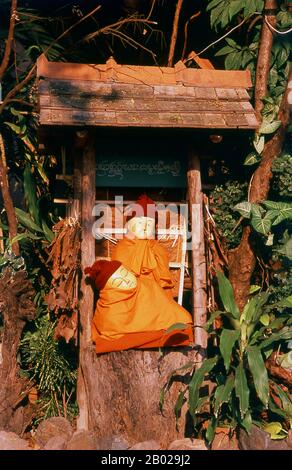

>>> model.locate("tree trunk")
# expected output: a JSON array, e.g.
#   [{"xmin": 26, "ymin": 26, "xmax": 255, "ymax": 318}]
[
  {"xmin": 76, "ymin": 135, "xmax": 196, "ymax": 446},
  {"xmin": 229, "ymin": 67, "xmax": 291, "ymax": 310},
  {"xmin": 228, "ymin": 0, "xmax": 291, "ymax": 311},
  {"xmin": 0, "ymin": 268, "xmax": 36, "ymax": 434}
]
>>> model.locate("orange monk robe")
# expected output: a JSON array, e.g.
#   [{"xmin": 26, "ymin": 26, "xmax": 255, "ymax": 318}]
[{"xmin": 91, "ymin": 239, "xmax": 193, "ymax": 353}]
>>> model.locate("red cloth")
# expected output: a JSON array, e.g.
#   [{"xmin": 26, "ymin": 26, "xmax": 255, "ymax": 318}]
[{"xmin": 85, "ymin": 259, "xmax": 121, "ymax": 290}]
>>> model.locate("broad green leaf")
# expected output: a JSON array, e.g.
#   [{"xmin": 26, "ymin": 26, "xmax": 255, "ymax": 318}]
[
  {"xmin": 244, "ymin": 0, "xmax": 257, "ymax": 17},
  {"xmin": 189, "ymin": 356, "xmax": 218, "ymax": 416},
  {"xmin": 260, "ymin": 326, "xmax": 292, "ymax": 349},
  {"xmin": 214, "ymin": 375, "xmax": 234, "ymax": 417},
  {"xmin": 259, "ymin": 120, "xmax": 281, "ymax": 135},
  {"xmin": 247, "ymin": 346, "xmax": 269, "ymax": 407},
  {"xmin": 243, "ymin": 152, "xmax": 261, "ymax": 166},
  {"xmin": 216, "ymin": 271, "xmax": 240, "ymax": 319},
  {"xmin": 235, "ymin": 362, "xmax": 249, "ymax": 419},
  {"xmin": 228, "ymin": 0, "xmax": 243, "ymax": 20},
  {"xmin": 233, "ymin": 201, "xmax": 252, "ymax": 218},
  {"xmin": 274, "ymin": 385, "xmax": 292, "ymax": 419},
  {"xmin": 251, "ymin": 210, "xmax": 272, "ymax": 235},
  {"xmin": 241, "ymin": 410, "xmax": 252, "ymax": 433},
  {"xmin": 206, "ymin": 0, "xmax": 223, "ymax": 12},
  {"xmin": 225, "ymin": 51, "xmax": 243, "ymax": 70},
  {"xmin": 15, "ymin": 208, "xmax": 43, "ymax": 233},
  {"xmin": 205, "ymin": 310, "xmax": 223, "ymax": 330},
  {"xmin": 259, "ymin": 313, "xmax": 270, "ymax": 326},
  {"xmin": 264, "ymin": 422, "xmax": 287, "ymax": 440},
  {"xmin": 220, "ymin": 329, "xmax": 240, "ymax": 372},
  {"xmin": 174, "ymin": 390, "xmax": 186, "ymax": 421},
  {"xmin": 225, "ymin": 38, "xmax": 239, "ymax": 48},
  {"xmin": 249, "ymin": 285, "xmax": 261, "ymax": 294},
  {"xmin": 215, "ymin": 45, "xmax": 235, "ymax": 56},
  {"xmin": 42, "ymin": 220, "xmax": 54, "ymax": 243},
  {"xmin": 11, "ymin": 232, "xmax": 41, "ymax": 244},
  {"xmin": 241, "ymin": 291, "xmax": 269, "ymax": 326},
  {"xmin": 253, "ymin": 134, "xmax": 265, "ymax": 154},
  {"xmin": 205, "ymin": 416, "xmax": 218, "ymax": 443},
  {"xmin": 210, "ymin": 2, "xmax": 225, "ymax": 28},
  {"xmin": 23, "ymin": 164, "xmax": 40, "ymax": 226},
  {"xmin": 4, "ymin": 122, "xmax": 21, "ymax": 134}
]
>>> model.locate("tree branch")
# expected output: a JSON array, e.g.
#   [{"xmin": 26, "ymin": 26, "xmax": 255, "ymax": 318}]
[
  {"xmin": 0, "ymin": 4, "xmax": 102, "ymax": 115},
  {"xmin": 0, "ymin": 0, "xmax": 17, "ymax": 81},
  {"xmin": 0, "ymin": 133, "xmax": 19, "ymax": 255},
  {"xmin": 168, "ymin": 0, "xmax": 183, "ymax": 67}
]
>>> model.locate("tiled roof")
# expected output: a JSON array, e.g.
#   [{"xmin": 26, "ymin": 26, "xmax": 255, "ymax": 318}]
[{"xmin": 37, "ymin": 55, "xmax": 258, "ymax": 129}]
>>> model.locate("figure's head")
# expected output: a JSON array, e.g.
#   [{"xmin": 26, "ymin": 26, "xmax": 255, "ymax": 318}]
[
  {"xmin": 85, "ymin": 259, "xmax": 137, "ymax": 290},
  {"xmin": 125, "ymin": 194, "xmax": 156, "ymax": 239}
]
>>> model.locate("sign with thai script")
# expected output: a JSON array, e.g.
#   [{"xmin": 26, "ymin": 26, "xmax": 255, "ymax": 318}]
[{"xmin": 96, "ymin": 140, "xmax": 187, "ymax": 188}]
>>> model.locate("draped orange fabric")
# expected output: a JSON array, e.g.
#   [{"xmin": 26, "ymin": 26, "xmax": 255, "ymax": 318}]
[{"xmin": 92, "ymin": 239, "xmax": 193, "ymax": 353}]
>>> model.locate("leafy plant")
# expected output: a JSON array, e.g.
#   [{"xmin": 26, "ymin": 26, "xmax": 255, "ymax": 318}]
[
  {"xmin": 168, "ymin": 272, "xmax": 292, "ymax": 443},
  {"xmin": 209, "ymin": 181, "xmax": 248, "ymax": 248},
  {"xmin": 20, "ymin": 315, "xmax": 78, "ymax": 423}
]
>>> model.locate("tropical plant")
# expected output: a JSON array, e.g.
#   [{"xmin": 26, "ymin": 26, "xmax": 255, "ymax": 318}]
[
  {"xmin": 20, "ymin": 314, "xmax": 78, "ymax": 423},
  {"xmin": 164, "ymin": 272, "xmax": 292, "ymax": 443}
]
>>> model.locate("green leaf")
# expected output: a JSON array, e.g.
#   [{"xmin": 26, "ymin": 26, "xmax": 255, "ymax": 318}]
[
  {"xmin": 244, "ymin": 0, "xmax": 257, "ymax": 17},
  {"xmin": 15, "ymin": 208, "xmax": 43, "ymax": 233},
  {"xmin": 165, "ymin": 323, "xmax": 187, "ymax": 334},
  {"xmin": 228, "ymin": 0, "xmax": 243, "ymax": 20},
  {"xmin": 259, "ymin": 313, "xmax": 270, "ymax": 326},
  {"xmin": 259, "ymin": 120, "xmax": 281, "ymax": 135},
  {"xmin": 189, "ymin": 356, "xmax": 218, "ymax": 416},
  {"xmin": 241, "ymin": 291, "xmax": 269, "ymax": 326},
  {"xmin": 206, "ymin": 416, "xmax": 218, "ymax": 443},
  {"xmin": 216, "ymin": 271, "xmax": 240, "ymax": 319},
  {"xmin": 225, "ymin": 51, "xmax": 243, "ymax": 70},
  {"xmin": 274, "ymin": 385, "xmax": 292, "ymax": 420},
  {"xmin": 251, "ymin": 208, "xmax": 272, "ymax": 235},
  {"xmin": 11, "ymin": 232, "xmax": 41, "ymax": 244},
  {"xmin": 260, "ymin": 326, "xmax": 292, "ymax": 349},
  {"xmin": 233, "ymin": 201, "xmax": 252, "ymax": 218},
  {"xmin": 205, "ymin": 310, "xmax": 223, "ymax": 330},
  {"xmin": 206, "ymin": 0, "xmax": 223, "ymax": 12},
  {"xmin": 235, "ymin": 362, "xmax": 249, "ymax": 419},
  {"xmin": 215, "ymin": 45, "xmax": 236, "ymax": 56},
  {"xmin": 253, "ymin": 134, "xmax": 265, "ymax": 154},
  {"xmin": 243, "ymin": 152, "xmax": 261, "ymax": 166},
  {"xmin": 42, "ymin": 220, "xmax": 54, "ymax": 243},
  {"xmin": 241, "ymin": 410, "xmax": 252, "ymax": 433},
  {"xmin": 174, "ymin": 390, "xmax": 186, "ymax": 421},
  {"xmin": 220, "ymin": 329, "xmax": 240, "ymax": 372},
  {"xmin": 214, "ymin": 375, "xmax": 234, "ymax": 417},
  {"xmin": 23, "ymin": 164, "xmax": 40, "ymax": 226},
  {"xmin": 263, "ymin": 422, "xmax": 287, "ymax": 440},
  {"xmin": 4, "ymin": 122, "xmax": 21, "ymax": 134},
  {"xmin": 249, "ymin": 285, "xmax": 261, "ymax": 294},
  {"xmin": 225, "ymin": 38, "xmax": 238, "ymax": 48},
  {"xmin": 247, "ymin": 346, "xmax": 269, "ymax": 407}
]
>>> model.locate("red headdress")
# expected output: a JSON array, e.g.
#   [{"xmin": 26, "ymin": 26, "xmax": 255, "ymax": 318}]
[{"xmin": 85, "ymin": 259, "xmax": 121, "ymax": 290}]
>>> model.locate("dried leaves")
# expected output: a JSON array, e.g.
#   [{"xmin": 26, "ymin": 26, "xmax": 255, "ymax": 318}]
[{"xmin": 46, "ymin": 218, "xmax": 81, "ymax": 343}]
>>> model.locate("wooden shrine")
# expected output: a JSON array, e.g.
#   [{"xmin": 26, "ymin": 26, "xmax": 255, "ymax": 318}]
[{"xmin": 37, "ymin": 54, "xmax": 258, "ymax": 445}]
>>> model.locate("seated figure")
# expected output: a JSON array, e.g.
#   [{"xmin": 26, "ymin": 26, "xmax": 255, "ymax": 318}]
[{"xmin": 85, "ymin": 259, "xmax": 193, "ymax": 354}]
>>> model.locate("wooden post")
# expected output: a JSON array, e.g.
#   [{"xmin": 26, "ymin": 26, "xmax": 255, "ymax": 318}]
[
  {"xmin": 77, "ymin": 132, "xmax": 96, "ymax": 430},
  {"xmin": 187, "ymin": 150, "xmax": 208, "ymax": 363}
]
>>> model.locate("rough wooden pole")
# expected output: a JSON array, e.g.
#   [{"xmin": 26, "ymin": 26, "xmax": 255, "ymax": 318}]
[
  {"xmin": 187, "ymin": 151, "xmax": 207, "ymax": 363},
  {"xmin": 77, "ymin": 132, "xmax": 96, "ymax": 430},
  {"xmin": 168, "ymin": 0, "xmax": 184, "ymax": 67}
]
